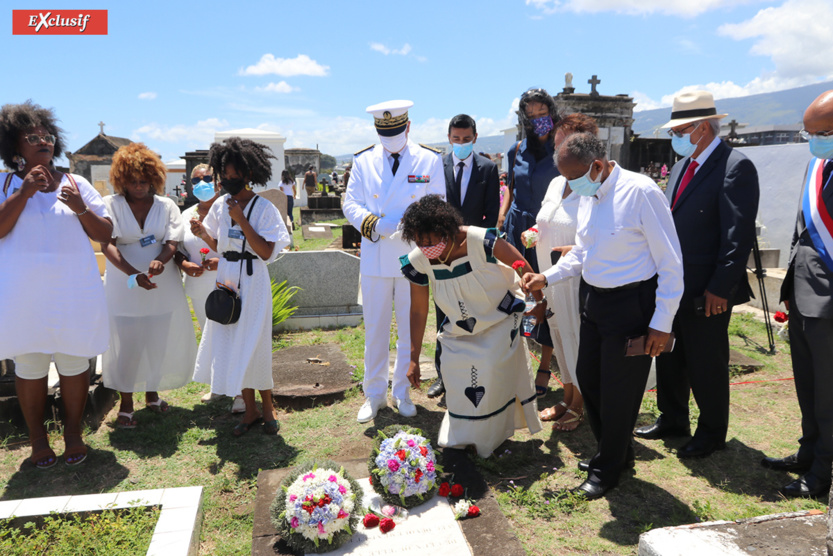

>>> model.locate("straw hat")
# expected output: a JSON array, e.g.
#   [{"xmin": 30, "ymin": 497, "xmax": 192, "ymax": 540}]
[{"xmin": 661, "ymin": 90, "xmax": 727, "ymax": 129}]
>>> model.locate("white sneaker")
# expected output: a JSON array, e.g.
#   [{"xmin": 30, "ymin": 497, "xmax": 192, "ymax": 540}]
[
  {"xmin": 357, "ymin": 397, "xmax": 386, "ymax": 423},
  {"xmin": 395, "ymin": 397, "xmax": 417, "ymax": 418}
]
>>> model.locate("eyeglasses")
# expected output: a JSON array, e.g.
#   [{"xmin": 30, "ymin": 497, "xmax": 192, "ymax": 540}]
[
  {"xmin": 666, "ymin": 123, "xmax": 698, "ymax": 138},
  {"xmin": 799, "ymin": 129, "xmax": 833, "ymax": 140},
  {"xmin": 24, "ymin": 134, "xmax": 56, "ymax": 145},
  {"xmin": 191, "ymin": 175, "xmax": 213, "ymax": 185}
]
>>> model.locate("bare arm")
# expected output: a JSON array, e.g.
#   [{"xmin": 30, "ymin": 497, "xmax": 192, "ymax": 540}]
[
  {"xmin": 493, "ymin": 237, "xmax": 543, "ymax": 302},
  {"xmin": 497, "ymin": 186, "xmax": 513, "ymax": 231},
  {"xmin": 407, "ymin": 282, "xmax": 430, "ymax": 387},
  {"xmin": 0, "ymin": 167, "xmax": 48, "ymax": 238}
]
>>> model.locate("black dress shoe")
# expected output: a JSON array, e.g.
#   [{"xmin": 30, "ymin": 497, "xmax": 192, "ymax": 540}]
[
  {"xmin": 570, "ymin": 478, "xmax": 614, "ymax": 500},
  {"xmin": 426, "ymin": 378, "xmax": 445, "ymax": 398},
  {"xmin": 578, "ymin": 457, "xmax": 634, "ymax": 473},
  {"xmin": 761, "ymin": 453, "xmax": 812, "ymax": 473},
  {"xmin": 782, "ymin": 472, "xmax": 831, "ymax": 498},
  {"xmin": 634, "ymin": 420, "xmax": 691, "ymax": 440},
  {"xmin": 677, "ymin": 438, "xmax": 725, "ymax": 459}
]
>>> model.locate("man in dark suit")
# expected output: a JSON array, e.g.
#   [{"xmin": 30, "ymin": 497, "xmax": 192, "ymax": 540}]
[
  {"xmin": 762, "ymin": 90, "xmax": 833, "ymax": 497},
  {"xmin": 634, "ymin": 91, "xmax": 759, "ymax": 458},
  {"xmin": 426, "ymin": 114, "xmax": 500, "ymax": 398}
]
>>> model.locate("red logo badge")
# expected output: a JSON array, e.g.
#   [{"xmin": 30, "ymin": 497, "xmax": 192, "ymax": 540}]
[{"xmin": 12, "ymin": 10, "xmax": 108, "ymax": 35}]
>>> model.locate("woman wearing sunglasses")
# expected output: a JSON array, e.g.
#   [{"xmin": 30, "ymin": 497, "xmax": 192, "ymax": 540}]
[
  {"xmin": 0, "ymin": 101, "xmax": 113, "ymax": 467},
  {"xmin": 191, "ymin": 137, "xmax": 290, "ymax": 436}
]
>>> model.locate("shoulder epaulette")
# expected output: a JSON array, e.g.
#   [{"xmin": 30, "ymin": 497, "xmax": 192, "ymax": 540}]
[
  {"xmin": 354, "ymin": 144, "xmax": 375, "ymax": 156},
  {"xmin": 419, "ymin": 143, "xmax": 443, "ymax": 154}
]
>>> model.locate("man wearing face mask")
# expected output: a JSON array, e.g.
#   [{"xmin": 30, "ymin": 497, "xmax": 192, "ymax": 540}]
[
  {"xmin": 343, "ymin": 100, "xmax": 446, "ymax": 423},
  {"xmin": 762, "ymin": 91, "xmax": 833, "ymax": 497},
  {"xmin": 522, "ymin": 133, "xmax": 683, "ymax": 499},
  {"xmin": 635, "ymin": 91, "xmax": 759, "ymax": 460},
  {"xmin": 425, "ymin": 114, "xmax": 500, "ymax": 399}
]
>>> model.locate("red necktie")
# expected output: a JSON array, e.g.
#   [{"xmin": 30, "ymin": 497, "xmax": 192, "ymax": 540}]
[{"xmin": 672, "ymin": 160, "xmax": 698, "ymax": 208}]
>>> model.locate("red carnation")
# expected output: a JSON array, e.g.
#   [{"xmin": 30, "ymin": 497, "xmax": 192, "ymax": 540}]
[
  {"xmin": 467, "ymin": 505, "xmax": 481, "ymax": 517},
  {"xmin": 415, "ymin": 469, "xmax": 423, "ymax": 483},
  {"xmin": 199, "ymin": 247, "xmax": 210, "ymax": 264},
  {"xmin": 438, "ymin": 482, "xmax": 451, "ymax": 497},
  {"xmin": 396, "ymin": 449, "xmax": 408, "ymax": 461},
  {"xmin": 511, "ymin": 260, "xmax": 525, "ymax": 271},
  {"xmin": 379, "ymin": 518, "xmax": 395, "ymax": 533},
  {"xmin": 419, "ymin": 446, "xmax": 428, "ymax": 457},
  {"xmin": 774, "ymin": 311, "xmax": 789, "ymax": 323},
  {"xmin": 363, "ymin": 514, "xmax": 380, "ymax": 528},
  {"xmin": 450, "ymin": 484, "xmax": 464, "ymax": 498}
]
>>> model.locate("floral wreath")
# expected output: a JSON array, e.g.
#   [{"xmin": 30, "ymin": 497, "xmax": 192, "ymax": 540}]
[
  {"xmin": 368, "ymin": 425, "xmax": 443, "ymax": 509},
  {"xmin": 270, "ymin": 460, "xmax": 362, "ymax": 553}
]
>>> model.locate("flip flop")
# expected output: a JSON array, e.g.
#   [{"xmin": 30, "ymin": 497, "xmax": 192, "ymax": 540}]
[
  {"xmin": 145, "ymin": 399, "xmax": 169, "ymax": 413},
  {"xmin": 29, "ymin": 437, "xmax": 57, "ymax": 470},
  {"xmin": 553, "ymin": 408, "xmax": 584, "ymax": 432},
  {"xmin": 233, "ymin": 417, "xmax": 262, "ymax": 437},
  {"xmin": 540, "ymin": 401, "xmax": 568, "ymax": 422},
  {"xmin": 63, "ymin": 435, "xmax": 88, "ymax": 466},
  {"xmin": 116, "ymin": 411, "xmax": 138, "ymax": 429},
  {"xmin": 535, "ymin": 369, "xmax": 551, "ymax": 398},
  {"xmin": 263, "ymin": 419, "xmax": 280, "ymax": 435}
]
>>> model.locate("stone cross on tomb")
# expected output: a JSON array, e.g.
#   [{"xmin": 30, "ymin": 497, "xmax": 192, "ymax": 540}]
[
  {"xmin": 588, "ymin": 75, "xmax": 601, "ymax": 96},
  {"xmin": 98, "ymin": 121, "xmax": 105, "ymax": 134},
  {"xmin": 173, "ymin": 184, "xmax": 183, "ymax": 197},
  {"xmin": 728, "ymin": 119, "xmax": 739, "ymax": 140}
]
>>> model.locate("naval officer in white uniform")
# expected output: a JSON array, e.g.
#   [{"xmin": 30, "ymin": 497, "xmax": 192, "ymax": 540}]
[{"xmin": 344, "ymin": 100, "xmax": 446, "ymax": 423}]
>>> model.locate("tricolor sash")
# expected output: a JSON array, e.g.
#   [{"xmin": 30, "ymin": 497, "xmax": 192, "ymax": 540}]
[{"xmin": 802, "ymin": 157, "xmax": 833, "ymax": 271}]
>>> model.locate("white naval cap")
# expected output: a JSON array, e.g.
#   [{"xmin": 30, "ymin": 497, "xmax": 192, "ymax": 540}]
[{"xmin": 366, "ymin": 99, "xmax": 413, "ymax": 137}]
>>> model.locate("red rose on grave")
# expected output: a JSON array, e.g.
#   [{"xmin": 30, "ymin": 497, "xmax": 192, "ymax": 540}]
[
  {"xmin": 774, "ymin": 311, "xmax": 789, "ymax": 323},
  {"xmin": 450, "ymin": 484, "xmax": 464, "ymax": 497},
  {"xmin": 396, "ymin": 449, "xmax": 408, "ymax": 461},
  {"xmin": 363, "ymin": 514, "xmax": 380, "ymax": 528},
  {"xmin": 379, "ymin": 518, "xmax": 395, "ymax": 533},
  {"xmin": 467, "ymin": 505, "xmax": 481, "ymax": 517},
  {"xmin": 438, "ymin": 482, "xmax": 451, "ymax": 497},
  {"xmin": 419, "ymin": 446, "xmax": 428, "ymax": 457}
]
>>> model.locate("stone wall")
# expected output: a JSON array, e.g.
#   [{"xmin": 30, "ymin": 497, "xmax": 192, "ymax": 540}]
[
  {"xmin": 554, "ymin": 93, "xmax": 636, "ymax": 163},
  {"xmin": 285, "ymin": 149, "xmax": 320, "ymax": 180}
]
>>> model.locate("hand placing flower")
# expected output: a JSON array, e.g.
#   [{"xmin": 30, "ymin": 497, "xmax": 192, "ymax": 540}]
[
  {"xmin": 522, "ymin": 227, "xmax": 539, "ymax": 249},
  {"xmin": 200, "ymin": 247, "xmax": 210, "ymax": 264}
]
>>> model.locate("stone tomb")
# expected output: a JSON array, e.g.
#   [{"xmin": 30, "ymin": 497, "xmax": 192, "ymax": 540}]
[
  {"xmin": 300, "ymin": 194, "xmax": 345, "ymax": 225},
  {"xmin": 301, "ymin": 225, "xmax": 333, "ymax": 240},
  {"xmin": 267, "ymin": 250, "xmax": 362, "ymax": 330},
  {"xmin": 270, "ymin": 345, "xmax": 355, "ymax": 409}
]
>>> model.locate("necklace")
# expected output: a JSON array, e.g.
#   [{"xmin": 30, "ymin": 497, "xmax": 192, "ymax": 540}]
[{"xmin": 438, "ymin": 239, "xmax": 456, "ymax": 265}]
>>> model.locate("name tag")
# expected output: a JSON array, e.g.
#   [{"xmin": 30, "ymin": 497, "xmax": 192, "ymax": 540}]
[
  {"xmin": 228, "ymin": 228, "xmax": 245, "ymax": 240},
  {"xmin": 408, "ymin": 175, "xmax": 430, "ymax": 183},
  {"xmin": 140, "ymin": 234, "xmax": 156, "ymax": 247}
]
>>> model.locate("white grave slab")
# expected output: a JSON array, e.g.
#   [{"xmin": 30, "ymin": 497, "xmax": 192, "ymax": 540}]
[{"xmin": 321, "ymin": 479, "xmax": 472, "ymax": 556}]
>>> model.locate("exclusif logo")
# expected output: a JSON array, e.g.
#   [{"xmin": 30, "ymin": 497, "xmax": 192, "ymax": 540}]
[{"xmin": 12, "ymin": 10, "xmax": 108, "ymax": 35}]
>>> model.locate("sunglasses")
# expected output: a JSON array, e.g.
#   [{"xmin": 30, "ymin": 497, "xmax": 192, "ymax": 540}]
[
  {"xmin": 191, "ymin": 175, "xmax": 214, "ymax": 185},
  {"xmin": 799, "ymin": 129, "xmax": 833, "ymax": 140},
  {"xmin": 24, "ymin": 134, "xmax": 56, "ymax": 145}
]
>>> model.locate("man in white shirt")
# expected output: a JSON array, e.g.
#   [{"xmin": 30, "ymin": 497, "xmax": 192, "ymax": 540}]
[
  {"xmin": 523, "ymin": 133, "xmax": 684, "ymax": 499},
  {"xmin": 343, "ymin": 100, "xmax": 446, "ymax": 423}
]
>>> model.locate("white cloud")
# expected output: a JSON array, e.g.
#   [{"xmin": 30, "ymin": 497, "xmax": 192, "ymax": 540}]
[
  {"xmin": 719, "ymin": 0, "xmax": 833, "ymax": 81},
  {"xmin": 131, "ymin": 118, "xmax": 229, "ymax": 146},
  {"xmin": 254, "ymin": 81, "xmax": 298, "ymax": 93},
  {"xmin": 239, "ymin": 54, "xmax": 329, "ymax": 77},
  {"xmin": 526, "ymin": 0, "xmax": 766, "ymax": 17},
  {"xmin": 370, "ymin": 42, "xmax": 413, "ymax": 56},
  {"xmin": 138, "ymin": 92, "xmax": 157, "ymax": 100}
]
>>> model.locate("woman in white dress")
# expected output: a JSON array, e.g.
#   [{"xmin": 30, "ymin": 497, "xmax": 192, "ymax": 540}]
[
  {"xmin": 279, "ymin": 169, "xmax": 296, "ymax": 228},
  {"xmin": 191, "ymin": 138, "xmax": 290, "ymax": 436},
  {"xmin": 101, "ymin": 143, "xmax": 197, "ymax": 428},
  {"xmin": 401, "ymin": 195, "xmax": 543, "ymax": 457},
  {"xmin": 524, "ymin": 114, "xmax": 599, "ymax": 431},
  {"xmin": 0, "ymin": 102, "xmax": 113, "ymax": 468}
]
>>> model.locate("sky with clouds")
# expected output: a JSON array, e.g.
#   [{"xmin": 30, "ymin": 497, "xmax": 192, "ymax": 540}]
[{"xmin": 6, "ymin": 0, "xmax": 832, "ymax": 162}]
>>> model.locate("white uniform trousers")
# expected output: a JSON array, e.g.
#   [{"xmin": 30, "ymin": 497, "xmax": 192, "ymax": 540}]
[{"xmin": 361, "ymin": 275, "xmax": 411, "ymax": 400}]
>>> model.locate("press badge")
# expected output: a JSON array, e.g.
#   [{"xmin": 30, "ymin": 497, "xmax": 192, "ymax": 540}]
[
  {"xmin": 228, "ymin": 228, "xmax": 245, "ymax": 240},
  {"xmin": 140, "ymin": 234, "xmax": 156, "ymax": 247}
]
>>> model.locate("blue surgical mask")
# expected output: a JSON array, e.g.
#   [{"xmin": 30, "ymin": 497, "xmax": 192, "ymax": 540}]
[
  {"xmin": 809, "ymin": 135, "xmax": 833, "ymax": 160},
  {"xmin": 671, "ymin": 133, "xmax": 697, "ymax": 158},
  {"xmin": 193, "ymin": 182, "xmax": 217, "ymax": 202},
  {"xmin": 568, "ymin": 162, "xmax": 603, "ymax": 196},
  {"xmin": 452, "ymin": 141, "xmax": 474, "ymax": 160}
]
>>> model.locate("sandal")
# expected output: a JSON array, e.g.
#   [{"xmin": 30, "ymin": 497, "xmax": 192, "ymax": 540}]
[
  {"xmin": 263, "ymin": 419, "xmax": 280, "ymax": 435},
  {"xmin": 553, "ymin": 408, "xmax": 583, "ymax": 432},
  {"xmin": 233, "ymin": 417, "xmax": 262, "ymax": 437},
  {"xmin": 116, "ymin": 412, "xmax": 138, "ymax": 429},
  {"xmin": 29, "ymin": 437, "xmax": 57, "ymax": 470},
  {"xmin": 535, "ymin": 369, "xmax": 551, "ymax": 398},
  {"xmin": 63, "ymin": 435, "xmax": 88, "ymax": 466},
  {"xmin": 540, "ymin": 401, "xmax": 568, "ymax": 422},
  {"xmin": 145, "ymin": 398, "xmax": 169, "ymax": 413}
]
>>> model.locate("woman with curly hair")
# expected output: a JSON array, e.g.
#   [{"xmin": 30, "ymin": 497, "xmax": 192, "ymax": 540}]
[
  {"xmin": 0, "ymin": 100, "xmax": 113, "ymax": 467},
  {"xmin": 101, "ymin": 143, "xmax": 196, "ymax": 429},
  {"xmin": 191, "ymin": 137, "xmax": 290, "ymax": 436},
  {"xmin": 400, "ymin": 195, "xmax": 542, "ymax": 457}
]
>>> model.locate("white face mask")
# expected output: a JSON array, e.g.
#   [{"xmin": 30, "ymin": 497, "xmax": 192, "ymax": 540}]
[{"xmin": 379, "ymin": 131, "xmax": 408, "ymax": 153}]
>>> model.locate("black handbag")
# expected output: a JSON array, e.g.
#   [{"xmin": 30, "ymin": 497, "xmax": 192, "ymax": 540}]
[{"xmin": 205, "ymin": 197, "xmax": 259, "ymax": 325}]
